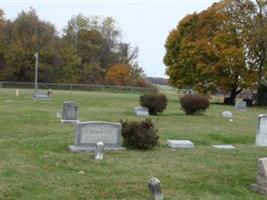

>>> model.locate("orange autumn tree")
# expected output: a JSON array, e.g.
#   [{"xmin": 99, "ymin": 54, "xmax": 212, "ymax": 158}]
[
  {"xmin": 105, "ymin": 64, "xmax": 133, "ymax": 86},
  {"xmin": 164, "ymin": 1, "xmax": 258, "ymax": 104}
]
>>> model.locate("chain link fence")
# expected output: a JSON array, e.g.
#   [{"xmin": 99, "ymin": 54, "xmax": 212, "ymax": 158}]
[{"xmin": 0, "ymin": 81, "xmax": 156, "ymax": 94}]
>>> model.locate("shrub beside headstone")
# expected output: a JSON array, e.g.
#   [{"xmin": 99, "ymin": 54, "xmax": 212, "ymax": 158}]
[
  {"xmin": 140, "ymin": 93, "xmax": 168, "ymax": 115},
  {"xmin": 121, "ymin": 119, "xmax": 159, "ymax": 150}
]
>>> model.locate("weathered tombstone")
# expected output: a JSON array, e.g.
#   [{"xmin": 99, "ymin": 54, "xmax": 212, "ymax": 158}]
[
  {"xmin": 69, "ymin": 121, "xmax": 125, "ymax": 152},
  {"xmin": 167, "ymin": 140, "xmax": 194, "ymax": 149},
  {"xmin": 256, "ymin": 114, "xmax": 267, "ymax": 147},
  {"xmin": 61, "ymin": 101, "xmax": 79, "ymax": 124},
  {"xmin": 250, "ymin": 157, "xmax": 267, "ymax": 196},
  {"xmin": 15, "ymin": 89, "xmax": 20, "ymax": 97},
  {"xmin": 222, "ymin": 111, "xmax": 233, "ymax": 119},
  {"xmin": 212, "ymin": 144, "xmax": 236, "ymax": 149},
  {"xmin": 235, "ymin": 101, "xmax": 247, "ymax": 111},
  {"xmin": 135, "ymin": 106, "xmax": 149, "ymax": 116},
  {"xmin": 56, "ymin": 111, "xmax": 62, "ymax": 118},
  {"xmin": 95, "ymin": 141, "xmax": 104, "ymax": 160},
  {"xmin": 148, "ymin": 177, "xmax": 164, "ymax": 200}
]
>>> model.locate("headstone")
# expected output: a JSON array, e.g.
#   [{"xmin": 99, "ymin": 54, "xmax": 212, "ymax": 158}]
[
  {"xmin": 56, "ymin": 111, "xmax": 62, "ymax": 118},
  {"xmin": 15, "ymin": 89, "xmax": 20, "ymax": 96},
  {"xmin": 212, "ymin": 144, "xmax": 236, "ymax": 149},
  {"xmin": 69, "ymin": 121, "xmax": 126, "ymax": 152},
  {"xmin": 61, "ymin": 101, "xmax": 79, "ymax": 124},
  {"xmin": 167, "ymin": 140, "xmax": 194, "ymax": 149},
  {"xmin": 235, "ymin": 101, "xmax": 247, "ymax": 111},
  {"xmin": 256, "ymin": 114, "xmax": 267, "ymax": 147},
  {"xmin": 32, "ymin": 93, "xmax": 50, "ymax": 100},
  {"xmin": 148, "ymin": 177, "xmax": 164, "ymax": 200},
  {"xmin": 250, "ymin": 157, "xmax": 267, "ymax": 196},
  {"xmin": 95, "ymin": 141, "xmax": 104, "ymax": 160},
  {"xmin": 135, "ymin": 106, "xmax": 149, "ymax": 116},
  {"xmin": 222, "ymin": 111, "xmax": 233, "ymax": 119}
]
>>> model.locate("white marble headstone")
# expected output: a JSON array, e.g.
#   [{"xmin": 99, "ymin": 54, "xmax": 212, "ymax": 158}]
[
  {"xmin": 256, "ymin": 114, "xmax": 267, "ymax": 147},
  {"xmin": 167, "ymin": 140, "xmax": 194, "ymax": 149},
  {"xmin": 135, "ymin": 106, "xmax": 149, "ymax": 116}
]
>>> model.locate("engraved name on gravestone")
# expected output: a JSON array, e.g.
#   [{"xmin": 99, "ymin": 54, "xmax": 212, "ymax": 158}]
[
  {"xmin": 256, "ymin": 114, "xmax": 267, "ymax": 147},
  {"xmin": 69, "ymin": 121, "xmax": 125, "ymax": 152},
  {"xmin": 235, "ymin": 101, "xmax": 247, "ymax": 111},
  {"xmin": 61, "ymin": 101, "xmax": 79, "ymax": 124}
]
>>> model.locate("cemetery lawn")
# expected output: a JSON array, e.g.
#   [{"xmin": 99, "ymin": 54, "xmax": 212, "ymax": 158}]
[{"xmin": 1, "ymin": 88, "xmax": 267, "ymax": 200}]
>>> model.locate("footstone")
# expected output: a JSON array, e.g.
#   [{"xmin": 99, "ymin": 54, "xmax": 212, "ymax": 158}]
[
  {"xmin": 212, "ymin": 145, "xmax": 236, "ymax": 149},
  {"xmin": 256, "ymin": 114, "xmax": 267, "ymax": 147},
  {"xmin": 135, "ymin": 106, "xmax": 149, "ymax": 116},
  {"xmin": 250, "ymin": 157, "xmax": 267, "ymax": 196},
  {"xmin": 235, "ymin": 101, "xmax": 247, "ymax": 111},
  {"xmin": 69, "ymin": 121, "xmax": 126, "ymax": 152},
  {"xmin": 167, "ymin": 140, "xmax": 194, "ymax": 149},
  {"xmin": 95, "ymin": 141, "xmax": 104, "ymax": 160},
  {"xmin": 148, "ymin": 177, "xmax": 164, "ymax": 200},
  {"xmin": 222, "ymin": 111, "xmax": 233, "ymax": 119}
]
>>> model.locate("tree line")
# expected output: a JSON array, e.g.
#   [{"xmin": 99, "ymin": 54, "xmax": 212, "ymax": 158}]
[
  {"xmin": 0, "ymin": 9, "xmax": 149, "ymax": 87},
  {"xmin": 164, "ymin": 0, "xmax": 267, "ymax": 105}
]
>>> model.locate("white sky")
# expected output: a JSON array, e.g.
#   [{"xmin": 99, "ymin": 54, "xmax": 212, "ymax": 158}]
[{"xmin": 1, "ymin": 0, "xmax": 220, "ymax": 77}]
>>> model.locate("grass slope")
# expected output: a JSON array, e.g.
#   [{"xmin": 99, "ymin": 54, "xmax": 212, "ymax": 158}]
[{"xmin": 0, "ymin": 88, "xmax": 266, "ymax": 200}]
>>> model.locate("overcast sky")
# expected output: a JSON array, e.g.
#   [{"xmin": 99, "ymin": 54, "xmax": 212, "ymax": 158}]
[{"xmin": 1, "ymin": 0, "xmax": 219, "ymax": 77}]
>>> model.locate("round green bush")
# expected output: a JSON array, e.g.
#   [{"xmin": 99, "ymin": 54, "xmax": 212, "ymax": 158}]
[
  {"xmin": 180, "ymin": 94, "xmax": 209, "ymax": 115},
  {"xmin": 120, "ymin": 119, "xmax": 159, "ymax": 150},
  {"xmin": 140, "ymin": 93, "xmax": 168, "ymax": 115}
]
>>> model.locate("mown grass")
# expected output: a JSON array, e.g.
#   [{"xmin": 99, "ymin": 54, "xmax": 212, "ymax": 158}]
[{"xmin": 0, "ymin": 88, "xmax": 266, "ymax": 200}]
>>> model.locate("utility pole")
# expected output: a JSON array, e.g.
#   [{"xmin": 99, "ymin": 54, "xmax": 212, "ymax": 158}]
[{"xmin": 34, "ymin": 52, "xmax": 39, "ymax": 94}]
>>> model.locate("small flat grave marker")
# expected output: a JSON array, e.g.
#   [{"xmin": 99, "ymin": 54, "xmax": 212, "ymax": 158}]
[
  {"xmin": 222, "ymin": 111, "xmax": 233, "ymax": 119},
  {"xmin": 135, "ymin": 106, "xmax": 149, "ymax": 116},
  {"xmin": 69, "ymin": 121, "xmax": 125, "ymax": 152},
  {"xmin": 167, "ymin": 140, "xmax": 194, "ymax": 149},
  {"xmin": 212, "ymin": 144, "xmax": 236, "ymax": 149}
]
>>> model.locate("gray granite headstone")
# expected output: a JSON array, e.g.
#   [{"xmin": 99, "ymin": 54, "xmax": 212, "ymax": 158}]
[
  {"xmin": 69, "ymin": 121, "xmax": 125, "ymax": 152},
  {"xmin": 95, "ymin": 141, "xmax": 104, "ymax": 160},
  {"xmin": 250, "ymin": 157, "xmax": 267, "ymax": 196},
  {"xmin": 222, "ymin": 111, "xmax": 233, "ymax": 119},
  {"xmin": 256, "ymin": 114, "xmax": 267, "ymax": 147},
  {"xmin": 61, "ymin": 101, "xmax": 79, "ymax": 124},
  {"xmin": 135, "ymin": 106, "xmax": 149, "ymax": 116},
  {"xmin": 148, "ymin": 177, "xmax": 164, "ymax": 200},
  {"xmin": 235, "ymin": 101, "xmax": 247, "ymax": 111},
  {"xmin": 167, "ymin": 140, "xmax": 194, "ymax": 149}
]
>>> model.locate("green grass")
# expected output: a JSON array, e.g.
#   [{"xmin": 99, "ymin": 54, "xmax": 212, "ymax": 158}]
[{"xmin": 0, "ymin": 88, "xmax": 266, "ymax": 200}]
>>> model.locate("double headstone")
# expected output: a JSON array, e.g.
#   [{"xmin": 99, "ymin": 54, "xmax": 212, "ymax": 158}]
[
  {"xmin": 250, "ymin": 157, "xmax": 267, "ymax": 196},
  {"xmin": 61, "ymin": 101, "xmax": 79, "ymax": 124},
  {"xmin": 235, "ymin": 101, "xmax": 247, "ymax": 111},
  {"xmin": 135, "ymin": 106, "xmax": 149, "ymax": 116},
  {"xmin": 256, "ymin": 114, "xmax": 267, "ymax": 147},
  {"xmin": 69, "ymin": 121, "xmax": 125, "ymax": 152}
]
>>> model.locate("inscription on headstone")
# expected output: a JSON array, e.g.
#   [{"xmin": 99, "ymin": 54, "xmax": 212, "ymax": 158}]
[
  {"xmin": 256, "ymin": 114, "xmax": 267, "ymax": 147},
  {"xmin": 69, "ymin": 121, "xmax": 125, "ymax": 152}
]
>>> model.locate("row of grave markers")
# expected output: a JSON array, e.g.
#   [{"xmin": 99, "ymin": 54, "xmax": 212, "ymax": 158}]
[{"xmin": 59, "ymin": 101, "xmax": 267, "ymax": 151}]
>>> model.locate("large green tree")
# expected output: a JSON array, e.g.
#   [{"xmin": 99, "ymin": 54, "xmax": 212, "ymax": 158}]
[{"xmin": 164, "ymin": 0, "xmax": 267, "ymax": 104}]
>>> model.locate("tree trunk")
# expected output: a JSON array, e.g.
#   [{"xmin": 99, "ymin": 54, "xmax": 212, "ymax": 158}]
[{"xmin": 224, "ymin": 87, "xmax": 243, "ymax": 105}]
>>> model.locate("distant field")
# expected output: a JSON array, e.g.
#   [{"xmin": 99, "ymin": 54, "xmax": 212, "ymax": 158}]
[{"xmin": 0, "ymin": 88, "xmax": 266, "ymax": 200}]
